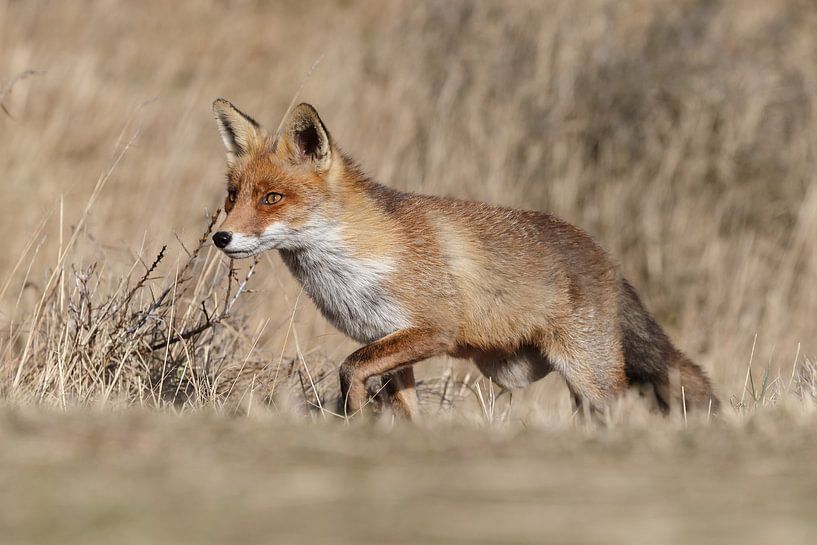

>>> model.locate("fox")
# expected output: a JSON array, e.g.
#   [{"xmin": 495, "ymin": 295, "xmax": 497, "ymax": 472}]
[{"xmin": 210, "ymin": 98, "xmax": 719, "ymax": 420}]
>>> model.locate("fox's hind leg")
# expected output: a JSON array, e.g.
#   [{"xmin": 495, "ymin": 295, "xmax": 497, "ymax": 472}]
[
  {"xmin": 556, "ymin": 352, "xmax": 628, "ymax": 415},
  {"xmin": 539, "ymin": 319, "xmax": 629, "ymax": 414}
]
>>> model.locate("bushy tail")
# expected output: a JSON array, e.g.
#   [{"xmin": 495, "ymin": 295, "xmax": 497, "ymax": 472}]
[{"xmin": 619, "ymin": 279, "xmax": 720, "ymax": 414}]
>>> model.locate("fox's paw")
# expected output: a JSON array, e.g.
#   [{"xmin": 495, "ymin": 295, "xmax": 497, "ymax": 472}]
[{"xmin": 334, "ymin": 380, "xmax": 386, "ymax": 419}]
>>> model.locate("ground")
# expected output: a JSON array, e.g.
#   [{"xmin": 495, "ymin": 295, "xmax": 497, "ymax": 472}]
[{"xmin": 2, "ymin": 407, "xmax": 817, "ymax": 545}]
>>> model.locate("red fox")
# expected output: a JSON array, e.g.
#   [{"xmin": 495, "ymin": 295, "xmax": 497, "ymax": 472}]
[{"xmin": 211, "ymin": 99, "xmax": 719, "ymax": 419}]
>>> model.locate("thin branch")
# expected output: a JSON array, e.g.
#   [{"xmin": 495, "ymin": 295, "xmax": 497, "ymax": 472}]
[
  {"xmin": 0, "ymin": 69, "xmax": 45, "ymax": 119},
  {"xmin": 272, "ymin": 55, "xmax": 324, "ymax": 149}
]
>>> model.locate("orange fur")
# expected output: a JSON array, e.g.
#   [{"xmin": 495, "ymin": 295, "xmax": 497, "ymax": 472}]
[{"xmin": 211, "ymin": 99, "xmax": 719, "ymax": 419}]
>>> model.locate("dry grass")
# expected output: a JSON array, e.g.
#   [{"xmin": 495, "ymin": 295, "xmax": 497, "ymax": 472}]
[{"xmin": 1, "ymin": 0, "xmax": 817, "ymax": 542}]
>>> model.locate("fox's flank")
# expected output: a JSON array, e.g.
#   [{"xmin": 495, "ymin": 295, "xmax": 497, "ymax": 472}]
[{"xmin": 211, "ymin": 99, "xmax": 719, "ymax": 420}]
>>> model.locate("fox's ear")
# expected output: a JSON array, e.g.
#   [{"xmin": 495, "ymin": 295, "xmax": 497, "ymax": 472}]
[
  {"xmin": 283, "ymin": 103, "xmax": 331, "ymax": 171},
  {"xmin": 213, "ymin": 99, "xmax": 265, "ymax": 164}
]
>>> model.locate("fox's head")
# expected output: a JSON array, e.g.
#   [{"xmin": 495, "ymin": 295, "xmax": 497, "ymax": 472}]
[{"xmin": 211, "ymin": 99, "xmax": 336, "ymax": 258}]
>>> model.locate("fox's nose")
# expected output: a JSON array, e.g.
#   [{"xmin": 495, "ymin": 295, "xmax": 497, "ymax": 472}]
[{"xmin": 212, "ymin": 231, "xmax": 232, "ymax": 249}]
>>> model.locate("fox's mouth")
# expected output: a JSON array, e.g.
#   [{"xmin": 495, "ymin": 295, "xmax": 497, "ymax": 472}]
[{"xmin": 223, "ymin": 248, "xmax": 258, "ymax": 259}]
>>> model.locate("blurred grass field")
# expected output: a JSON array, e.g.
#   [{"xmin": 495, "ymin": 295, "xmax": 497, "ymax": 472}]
[
  {"xmin": 1, "ymin": 0, "xmax": 817, "ymax": 543},
  {"xmin": 3, "ymin": 407, "xmax": 817, "ymax": 545}
]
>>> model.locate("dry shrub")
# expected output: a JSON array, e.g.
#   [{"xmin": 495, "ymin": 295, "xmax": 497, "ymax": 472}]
[{"xmin": 1, "ymin": 206, "xmax": 245, "ymax": 404}]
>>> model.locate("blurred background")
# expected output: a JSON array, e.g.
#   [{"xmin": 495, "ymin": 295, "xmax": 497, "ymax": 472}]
[
  {"xmin": 3, "ymin": 3, "xmax": 817, "ymax": 543},
  {"xmin": 1, "ymin": 0, "xmax": 816, "ymax": 407}
]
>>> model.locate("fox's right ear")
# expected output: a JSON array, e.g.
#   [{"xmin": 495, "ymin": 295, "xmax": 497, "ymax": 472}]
[
  {"xmin": 213, "ymin": 99, "xmax": 265, "ymax": 164},
  {"xmin": 282, "ymin": 103, "xmax": 332, "ymax": 172}
]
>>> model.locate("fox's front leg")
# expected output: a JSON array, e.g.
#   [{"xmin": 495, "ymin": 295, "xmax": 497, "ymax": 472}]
[{"xmin": 338, "ymin": 328, "xmax": 452, "ymax": 419}]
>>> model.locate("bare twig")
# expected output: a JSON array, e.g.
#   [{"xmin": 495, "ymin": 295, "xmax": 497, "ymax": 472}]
[
  {"xmin": 0, "ymin": 69, "xmax": 45, "ymax": 119},
  {"xmin": 272, "ymin": 55, "xmax": 324, "ymax": 149}
]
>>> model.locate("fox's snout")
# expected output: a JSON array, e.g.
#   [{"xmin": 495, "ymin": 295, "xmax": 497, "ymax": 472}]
[
  {"xmin": 212, "ymin": 229, "xmax": 256, "ymax": 257},
  {"xmin": 212, "ymin": 231, "xmax": 232, "ymax": 249},
  {"xmin": 210, "ymin": 229, "xmax": 271, "ymax": 258}
]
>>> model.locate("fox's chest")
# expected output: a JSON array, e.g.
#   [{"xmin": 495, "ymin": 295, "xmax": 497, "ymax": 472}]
[{"xmin": 279, "ymin": 247, "xmax": 411, "ymax": 344}]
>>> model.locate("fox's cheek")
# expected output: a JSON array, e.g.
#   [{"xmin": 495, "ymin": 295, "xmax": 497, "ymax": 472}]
[{"xmin": 260, "ymin": 221, "xmax": 290, "ymax": 239}]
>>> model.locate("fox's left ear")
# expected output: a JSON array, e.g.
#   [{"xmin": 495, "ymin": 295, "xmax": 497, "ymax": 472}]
[
  {"xmin": 283, "ymin": 103, "xmax": 332, "ymax": 171},
  {"xmin": 213, "ymin": 98, "xmax": 265, "ymax": 164}
]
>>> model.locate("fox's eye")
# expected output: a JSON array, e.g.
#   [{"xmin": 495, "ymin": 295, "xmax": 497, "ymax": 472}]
[
  {"xmin": 227, "ymin": 190, "xmax": 237, "ymax": 203},
  {"xmin": 262, "ymin": 192, "xmax": 284, "ymax": 205}
]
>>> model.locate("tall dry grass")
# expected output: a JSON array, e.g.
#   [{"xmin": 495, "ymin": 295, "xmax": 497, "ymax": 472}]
[{"xmin": 1, "ymin": 0, "xmax": 816, "ymax": 418}]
